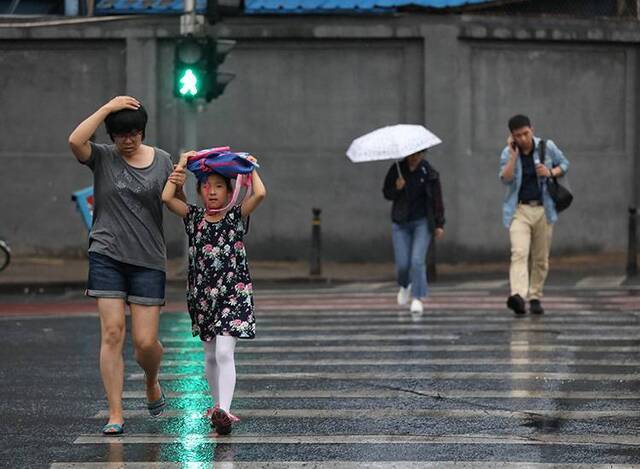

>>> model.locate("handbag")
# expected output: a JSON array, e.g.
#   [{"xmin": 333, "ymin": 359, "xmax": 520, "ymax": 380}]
[{"xmin": 539, "ymin": 140, "xmax": 573, "ymax": 212}]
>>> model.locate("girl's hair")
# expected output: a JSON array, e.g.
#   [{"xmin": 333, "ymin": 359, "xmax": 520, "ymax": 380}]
[
  {"xmin": 197, "ymin": 172, "xmax": 233, "ymax": 193},
  {"xmin": 105, "ymin": 105, "xmax": 148, "ymax": 141}
]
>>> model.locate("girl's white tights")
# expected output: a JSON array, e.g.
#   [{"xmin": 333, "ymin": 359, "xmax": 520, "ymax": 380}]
[{"xmin": 203, "ymin": 335, "xmax": 237, "ymax": 412}]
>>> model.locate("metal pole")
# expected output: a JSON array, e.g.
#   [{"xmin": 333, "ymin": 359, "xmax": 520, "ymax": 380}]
[
  {"xmin": 181, "ymin": 0, "xmax": 198, "ymax": 265},
  {"xmin": 182, "ymin": 101, "xmax": 198, "ymax": 199},
  {"xmin": 627, "ymin": 207, "xmax": 637, "ymax": 277},
  {"xmin": 181, "ymin": 103, "xmax": 198, "ymax": 269},
  {"xmin": 310, "ymin": 208, "xmax": 322, "ymax": 276}
]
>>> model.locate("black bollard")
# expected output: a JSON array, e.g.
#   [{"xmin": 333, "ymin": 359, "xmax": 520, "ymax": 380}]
[
  {"xmin": 310, "ymin": 208, "xmax": 322, "ymax": 276},
  {"xmin": 627, "ymin": 207, "xmax": 637, "ymax": 277}
]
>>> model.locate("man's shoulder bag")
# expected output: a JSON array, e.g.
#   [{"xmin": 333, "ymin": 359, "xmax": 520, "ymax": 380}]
[{"xmin": 539, "ymin": 139, "xmax": 573, "ymax": 213}]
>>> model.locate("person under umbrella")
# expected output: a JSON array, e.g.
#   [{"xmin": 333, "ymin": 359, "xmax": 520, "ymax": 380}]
[
  {"xmin": 383, "ymin": 150, "xmax": 445, "ymax": 316},
  {"xmin": 347, "ymin": 124, "xmax": 445, "ymax": 317}
]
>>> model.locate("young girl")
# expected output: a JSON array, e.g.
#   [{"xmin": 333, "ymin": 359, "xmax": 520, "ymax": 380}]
[{"xmin": 162, "ymin": 150, "xmax": 266, "ymax": 435}]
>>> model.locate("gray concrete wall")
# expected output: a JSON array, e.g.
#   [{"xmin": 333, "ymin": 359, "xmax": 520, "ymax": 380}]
[
  {"xmin": 0, "ymin": 38, "xmax": 126, "ymax": 256},
  {"xmin": 0, "ymin": 15, "xmax": 638, "ymax": 262}
]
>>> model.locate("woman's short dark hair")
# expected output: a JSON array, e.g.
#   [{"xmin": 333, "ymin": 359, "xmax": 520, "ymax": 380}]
[
  {"xmin": 508, "ymin": 114, "xmax": 531, "ymax": 132},
  {"xmin": 105, "ymin": 105, "xmax": 148, "ymax": 141}
]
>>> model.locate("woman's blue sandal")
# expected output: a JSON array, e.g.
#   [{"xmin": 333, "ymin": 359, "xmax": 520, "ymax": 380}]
[
  {"xmin": 147, "ymin": 390, "xmax": 166, "ymax": 417},
  {"xmin": 102, "ymin": 423, "xmax": 124, "ymax": 436}
]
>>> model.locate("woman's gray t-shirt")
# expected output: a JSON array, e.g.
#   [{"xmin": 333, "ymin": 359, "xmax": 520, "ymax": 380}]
[{"xmin": 84, "ymin": 142, "xmax": 173, "ymax": 272}]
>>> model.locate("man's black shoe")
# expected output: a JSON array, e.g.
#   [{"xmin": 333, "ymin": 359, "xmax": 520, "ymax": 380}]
[
  {"xmin": 529, "ymin": 299, "xmax": 544, "ymax": 315},
  {"xmin": 506, "ymin": 294, "xmax": 526, "ymax": 315}
]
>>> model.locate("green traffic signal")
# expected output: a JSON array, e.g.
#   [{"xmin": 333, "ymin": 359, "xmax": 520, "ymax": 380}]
[
  {"xmin": 178, "ymin": 68, "xmax": 200, "ymax": 97},
  {"xmin": 173, "ymin": 36, "xmax": 236, "ymax": 102},
  {"xmin": 174, "ymin": 37, "xmax": 208, "ymax": 100}
]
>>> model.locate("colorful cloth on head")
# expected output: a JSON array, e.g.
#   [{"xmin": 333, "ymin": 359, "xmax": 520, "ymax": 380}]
[
  {"xmin": 186, "ymin": 146, "xmax": 257, "ymax": 214},
  {"xmin": 187, "ymin": 146, "xmax": 257, "ymax": 183}
]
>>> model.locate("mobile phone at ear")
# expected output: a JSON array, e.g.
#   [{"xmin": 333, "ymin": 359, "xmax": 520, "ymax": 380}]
[{"xmin": 510, "ymin": 141, "xmax": 517, "ymax": 151}]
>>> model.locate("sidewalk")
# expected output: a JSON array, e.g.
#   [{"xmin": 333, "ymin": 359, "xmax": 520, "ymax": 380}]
[{"xmin": 0, "ymin": 251, "xmax": 632, "ymax": 293}]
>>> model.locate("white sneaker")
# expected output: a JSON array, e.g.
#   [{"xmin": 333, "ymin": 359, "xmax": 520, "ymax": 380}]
[
  {"xmin": 397, "ymin": 285, "xmax": 411, "ymax": 305},
  {"xmin": 410, "ymin": 298, "xmax": 424, "ymax": 316}
]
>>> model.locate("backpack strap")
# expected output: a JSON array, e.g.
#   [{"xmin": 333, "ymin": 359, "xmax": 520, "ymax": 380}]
[{"xmin": 538, "ymin": 139, "xmax": 546, "ymax": 164}]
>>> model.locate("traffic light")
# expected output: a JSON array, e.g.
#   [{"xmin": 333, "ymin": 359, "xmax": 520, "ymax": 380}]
[
  {"xmin": 173, "ymin": 36, "xmax": 236, "ymax": 103},
  {"xmin": 206, "ymin": 39, "xmax": 236, "ymax": 101},
  {"xmin": 174, "ymin": 36, "xmax": 209, "ymax": 100}
]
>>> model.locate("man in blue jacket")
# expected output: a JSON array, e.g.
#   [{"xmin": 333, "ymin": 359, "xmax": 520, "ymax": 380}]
[{"xmin": 499, "ymin": 115, "xmax": 570, "ymax": 315}]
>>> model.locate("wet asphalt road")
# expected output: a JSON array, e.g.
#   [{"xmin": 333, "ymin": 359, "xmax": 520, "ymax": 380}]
[{"xmin": 1, "ymin": 283, "xmax": 640, "ymax": 468}]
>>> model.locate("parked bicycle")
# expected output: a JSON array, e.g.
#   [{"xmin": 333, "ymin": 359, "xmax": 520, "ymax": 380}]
[{"xmin": 0, "ymin": 238, "xmax": 11, "ymax": 272}]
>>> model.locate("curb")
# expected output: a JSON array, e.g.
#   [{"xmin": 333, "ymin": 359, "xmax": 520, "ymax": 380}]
[{"xmin": 0, "ymin": 276, "xmax": 386, "ymax": 295}]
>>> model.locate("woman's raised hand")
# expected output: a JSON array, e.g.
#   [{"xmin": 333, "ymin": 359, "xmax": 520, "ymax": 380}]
[
  {"xmin": 103, "ymin": 96, "xmax": 140, "ymax": 113},
  {"xmin": 178, "ymin": 151, "xmax": 196, "ymax": 169}
]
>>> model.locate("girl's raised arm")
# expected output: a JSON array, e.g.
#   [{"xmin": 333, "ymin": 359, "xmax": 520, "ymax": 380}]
[{"xmin": 241, "ymin": 157, "xmax": 266, "ymax": 217}]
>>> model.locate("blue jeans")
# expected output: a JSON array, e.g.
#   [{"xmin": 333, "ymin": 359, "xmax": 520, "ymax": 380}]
[
  {"xmin": 392, "ymin": 217, "xmax": 431, "ymax": 299},
  {"xmin": 87, "ymin": 252, "xmax": 166, "ymax": 306}
]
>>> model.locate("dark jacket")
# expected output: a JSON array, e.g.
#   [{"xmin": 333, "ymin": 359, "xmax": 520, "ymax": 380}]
[{"xmin": 382, "ymin": 159, "xmax": 445, "ymax": 232}]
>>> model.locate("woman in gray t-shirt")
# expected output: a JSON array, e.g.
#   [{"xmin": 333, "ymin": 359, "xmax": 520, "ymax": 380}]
[{"xmin": 69, "ymin": 96, "xmax": 178, "ymax": 435}]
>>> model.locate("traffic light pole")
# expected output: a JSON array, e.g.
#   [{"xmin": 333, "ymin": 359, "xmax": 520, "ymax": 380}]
[
  {"xmin": 182, "ymin": 101, "xmax": 198, "ymax": 201},
  {"xmin": 181, "ymin": 0, "xmax": 203, "ymax": 37},
  {"xmin": 181, "ymin": 0, "xmax": 202, "ymax": 263}
]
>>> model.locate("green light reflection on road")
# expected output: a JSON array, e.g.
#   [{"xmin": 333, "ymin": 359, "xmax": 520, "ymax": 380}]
[{"xmin": 159, "ymin": 360, "xmax": 219, "ymax": 465}]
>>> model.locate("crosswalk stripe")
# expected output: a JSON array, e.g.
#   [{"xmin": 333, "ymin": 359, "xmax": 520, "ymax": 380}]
[
  {"xmin": 160, "ymin": 333, "xmax": 638, "ymax": 343},
  {"xmin": 172, "ymin": 309, "xmax": 639, "ymax": 318},
  {"xmin": 163, "ymin": 344, "xmax": 640, "ymax": 353},
  {"xmin": 158, "ymin": 358, "xmax": 640, "ymax": 367},
  {"xmin": 189, "ymin": 294, "xmax": 640, "ymax": 303},
  {"xmin": 72, "ymin": 432, "xmax": 640, "ymax": 446},
  {"xmin": 121, "ymin": 389, "xmax": 640, "ymax": 400},
  {"xmin": 258, "ymin": 300, "xmax": 638, "ymax": 306},
  {"xmin": 127, "ymin": 371, "xmax": 640, "ymax": 381},
  {"xmin": 93, "ymin": 408, "xmax": 640, "ymax": 420},
  {"xmin": 455, "ymin": 280, "xmax": 510, "ymax": 289},
  {"xmin": 167, "ymin": 315, "xmax": 640, "ymax": 325},
  {"xmin": 575, "ymin": 276, "xmax": 626, "ymax": 288},
  {"xmin": 229, "ymin": 306, "xmax": 639, "ymax": 313},
  {"xmin": 556, "ymin": 334, "xmax": 640, "ymax": 340},
  {"xmin": 253, "ymin": 283, "xmax": 638, "ymax": 294},
  {"xmin": 160, "ymin": 334, "xmax": 460, "ymax": 343},
  {"xmin": 163, "ymin": 323, "xmax": 640, "ymax": 333},
  {"xmin": 48, "ymin": 462, "xmax": 640, "ymax": 469}
]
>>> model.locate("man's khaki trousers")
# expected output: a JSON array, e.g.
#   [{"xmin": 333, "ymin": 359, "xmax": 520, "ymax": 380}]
[{"xmin": 509, "ymin": 204, "xmax": 553, "ymax": 300}]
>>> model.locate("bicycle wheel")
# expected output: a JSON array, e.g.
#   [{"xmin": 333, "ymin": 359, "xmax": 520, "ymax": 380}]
[{"xmin": 0, "ymin": 240, "xmax": 11, "ymax": 272}]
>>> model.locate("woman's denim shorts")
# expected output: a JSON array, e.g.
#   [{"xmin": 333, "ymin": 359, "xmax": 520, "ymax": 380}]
[{"xmin": 86, "ymin": 252, "xmax": 166, "ymax": 306}]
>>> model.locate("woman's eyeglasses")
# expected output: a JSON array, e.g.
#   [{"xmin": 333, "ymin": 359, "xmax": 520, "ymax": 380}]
[{"xmin": 113, "ymin": 130, "xmax": 142, "ymax": 142}]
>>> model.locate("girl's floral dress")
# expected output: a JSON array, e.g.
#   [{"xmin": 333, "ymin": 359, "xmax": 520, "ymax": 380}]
[{"xmin": 184, "ymin": 204, "xmax": 256, "ymax": 341}]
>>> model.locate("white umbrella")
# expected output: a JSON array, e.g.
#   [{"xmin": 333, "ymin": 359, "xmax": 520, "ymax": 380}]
[{"xmin": 346, "ymin": 124, "xmax": 442, "ymax": 164}]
